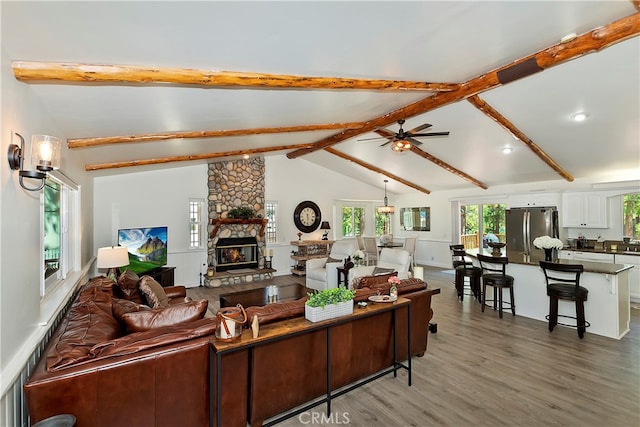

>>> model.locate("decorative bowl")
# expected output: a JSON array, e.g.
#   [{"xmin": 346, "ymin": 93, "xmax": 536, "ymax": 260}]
[{"xmin": 487, "ymin": 242, "xmax": 506, "ymax": 256}]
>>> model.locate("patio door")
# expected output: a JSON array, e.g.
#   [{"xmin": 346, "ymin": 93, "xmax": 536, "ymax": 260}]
[{"xmin": 459, "ymin": 203, "xmax": 506, "ymax": 249}]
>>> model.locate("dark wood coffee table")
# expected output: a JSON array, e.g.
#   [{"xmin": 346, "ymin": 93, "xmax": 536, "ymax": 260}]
[{"xmin": 219, "ymin": 283, "xmax": 307, "ymax": 308}]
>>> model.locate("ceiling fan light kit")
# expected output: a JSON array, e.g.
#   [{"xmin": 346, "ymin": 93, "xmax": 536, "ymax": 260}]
[{"xmin": 359, "ymin": 118, "xmax": 451, "ymax": 153}]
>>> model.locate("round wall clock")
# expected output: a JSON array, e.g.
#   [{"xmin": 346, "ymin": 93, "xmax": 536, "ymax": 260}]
[{"xmin": 293, "ymin": 201, "xmax": 322, "ymax": 233}]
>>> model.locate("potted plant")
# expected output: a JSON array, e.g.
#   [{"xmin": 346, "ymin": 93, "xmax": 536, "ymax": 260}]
[
  {"xmin": 305, "ymin": 286, "xmax": 356, "ymax": 323},
  {"xmin": 227, "ymin": 206, "xmax": 256, "ymax": 219}
]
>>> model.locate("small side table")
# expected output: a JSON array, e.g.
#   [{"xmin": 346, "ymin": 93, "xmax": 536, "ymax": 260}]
[{"xmin": 336, "ymin": 261, "xmax": 354, "ymax": 287}]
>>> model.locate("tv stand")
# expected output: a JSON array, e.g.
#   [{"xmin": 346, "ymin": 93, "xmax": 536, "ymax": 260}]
[{"xmin": 147, "ymin": 266, "xmax": 175, "ymax": 287}]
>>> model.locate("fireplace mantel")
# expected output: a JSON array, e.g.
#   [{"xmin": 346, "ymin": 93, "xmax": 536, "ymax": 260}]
[{"xmin": 209, "ymin": 218, "xmax": 268, "ymax": 238}]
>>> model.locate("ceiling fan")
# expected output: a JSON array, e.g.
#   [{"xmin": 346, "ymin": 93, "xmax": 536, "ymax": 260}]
[{"xmin": 358, "ymin": 119, "xmax": 450, "ymax": 152}]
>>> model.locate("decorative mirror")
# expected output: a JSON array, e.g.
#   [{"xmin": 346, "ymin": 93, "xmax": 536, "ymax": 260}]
[{"xmin": 400, "ymin": 207, "xmax": 430, "ymax": 231}]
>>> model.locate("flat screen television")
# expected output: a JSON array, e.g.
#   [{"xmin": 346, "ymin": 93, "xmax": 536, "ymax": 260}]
[{"xmin": 117, "ymin": 226, "xmax": 168, "ymax": 275}]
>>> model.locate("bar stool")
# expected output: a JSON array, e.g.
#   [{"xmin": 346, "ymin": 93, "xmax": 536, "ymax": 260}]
[
  {"xmin": 477, "ymin": 254, "xmax": 515, "ymax": 318},
  {"xmin": 539, "ymin": 261, "xmax": 590, "ymax": 339},
  {"xmin": 452, "ymin": 248, "xmax": 482, "ymax": 301}
]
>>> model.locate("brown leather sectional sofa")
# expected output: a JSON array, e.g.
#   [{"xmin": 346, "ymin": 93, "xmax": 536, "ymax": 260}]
[{"xmin": 24, "ymin": 273, "xmax": 437, "ymax": 427}]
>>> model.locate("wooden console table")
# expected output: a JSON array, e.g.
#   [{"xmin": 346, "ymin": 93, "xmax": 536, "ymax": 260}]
[{"xmin": 213, "ymin": 298, "xmax": 411, "ymax": 427}]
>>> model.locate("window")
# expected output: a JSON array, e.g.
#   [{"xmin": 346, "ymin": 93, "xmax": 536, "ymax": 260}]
[
  {"xmin": 623, "ymin": 193, "xmax": 640, "ymax": 240},
  {"xmin": 375, "ymin": 209, "xmax": 390, "ymax": 236},
  {"xmin": 42, "ymin": 173, "xmax": 79, "ymax": 296},
  {"xmin": 341, "ymin": 206, "xmax": 365, "ymax": 237},
  {"xmin": 265, "ymin": 201, "xmax": 277, "ymax": 243},
  {"xmin": 189, "ymin": 199, "xmax": 204, "ymax": 249},
  {"xmin": 459, "ymin": 203, "xmax": 506, "ymax": 249}
]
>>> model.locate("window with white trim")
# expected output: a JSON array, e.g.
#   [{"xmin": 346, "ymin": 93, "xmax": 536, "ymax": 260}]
[
  {"xmin": 189, "ymin": 199, "xmax": 205, "ymax": 249},
  {"xmin": 265, "ymin": 201, "xmax": 277, "ymax": 243},
  {"xmin": 42, "ymin": 173, "xmax": 80, "ymax": 296}
]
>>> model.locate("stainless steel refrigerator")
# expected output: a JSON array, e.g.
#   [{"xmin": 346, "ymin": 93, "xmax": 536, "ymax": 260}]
[{"xmin": 506, "ymin": 207, "xmax": 559, "ymax": 262}]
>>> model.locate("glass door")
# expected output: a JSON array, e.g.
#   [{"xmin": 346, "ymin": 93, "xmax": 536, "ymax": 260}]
[{"xmin": 460, "ymin": 203, "xmax": 506, "ymax": 249}]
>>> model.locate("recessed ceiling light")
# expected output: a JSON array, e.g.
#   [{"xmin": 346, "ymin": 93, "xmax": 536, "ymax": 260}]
[
  {"xmin": 571, "ymin": 112, "xmax": 588, "ymax": 122},
  {"xmin": 502, "ymin": 146, "xmax": 513, "ymax": 154},
  {"xmin": 243, "ymin": 154, "xmax": 250, "ymax": 159}
]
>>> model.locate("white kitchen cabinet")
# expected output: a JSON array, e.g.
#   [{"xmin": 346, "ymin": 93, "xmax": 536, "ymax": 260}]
[
  {"xmin": 615, "ymin": 254, "xmax": 639, "ymax": 302},
  {"xmin": 559, "ymin": 250, "xmax": 574, "ymax": 260},
  {"xmin": 562, "ymin": 192, "xmax": 607, "ymax": 228},
  {"xmin": 508, "ymin": 193, "xmax": 558, "ymax": 208},
  {"xmin": 571, "ymin": 251, "xmax": 614, "ymax": 263}
]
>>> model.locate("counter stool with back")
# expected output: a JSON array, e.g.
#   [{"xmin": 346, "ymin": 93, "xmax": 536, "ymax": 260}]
[
  {"xmin": 477, "ymin": 254, "xmax": 515, "ymax": 318},
  {"xmin": 539, "ymin": 261, "xmax": 589, "ymax": 339},
  {"xmin": 451, "ymin": 246, "xmax": 482, "ymax": 302}
]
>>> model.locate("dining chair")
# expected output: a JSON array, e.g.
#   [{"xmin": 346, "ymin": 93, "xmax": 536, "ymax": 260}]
[
  {"xmin": 403, "ymin": 237, "xmax": 417, "ymax": 271},
  {"xmin": 356, "ymin": 235, "xmax": 365, "ymax": 251},
  {"xmin": 363, "ymin": 237, "xmax": 378, "ymax": 266}
]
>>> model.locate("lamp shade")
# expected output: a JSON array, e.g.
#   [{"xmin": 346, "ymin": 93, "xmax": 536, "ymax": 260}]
[
  {"xmin": 97, "ymin": 246, "xmax": 129, "ymax": 269},
  {"xmin": 377, "ymin": 205, "xmax": 395, "ymax": 214},
  {"xmin": 30, "ymin": 135, "xmax": 62, "ymax": 171},
  {"xmin": 320, "ymin": 221, "xmax": 331, "ymax": 230}
]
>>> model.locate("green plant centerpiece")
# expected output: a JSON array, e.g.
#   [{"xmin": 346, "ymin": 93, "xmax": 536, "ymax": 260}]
[
  {"xmin": 305, "ymin": 286, "xmax": 356, "ymax": 323},
  {"xmin": 227, "ymin": 206, "xmax": 256, "ymax": 219}
]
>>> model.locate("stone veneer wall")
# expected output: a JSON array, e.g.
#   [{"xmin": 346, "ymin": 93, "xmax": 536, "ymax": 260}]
[{"xmin": 207, "ymin": 157, "xmax": 269, "ymax": 287}]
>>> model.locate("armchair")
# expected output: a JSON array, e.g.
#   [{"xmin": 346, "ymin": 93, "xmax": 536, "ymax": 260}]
[
  {"xmin": 306, "ymin": 239, "xmax": 359, "ymax": 291},
  {"xmin": 348, "ymin": 248, "xmax": 412, "ymax": 287}
]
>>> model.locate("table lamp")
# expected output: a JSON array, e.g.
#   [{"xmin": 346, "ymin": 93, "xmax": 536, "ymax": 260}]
[
  {"xmin": 97, "ymin": 246, "xmax": 129, "ymax": 279},
  {"xmin": 320, "ymin": 221, "xmax": 331, "ymax": 240}
]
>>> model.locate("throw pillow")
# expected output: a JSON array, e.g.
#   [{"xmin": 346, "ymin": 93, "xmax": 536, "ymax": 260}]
[
  {"xmin": 326, "ymin": 257, "xmax": 343, "ymax": 264},
  {"xmin": 372, "ymin": 267, "xmax": 395, "ymax": 276},
  {"xmin": 138, "ymin": 276, "xmax": 170, "ymax": 308},
  {"xmin": 112, "ymin": 298, "xmax": 150, "ymax": 324},
  {"xmin": 121, "ymin": 299, "xmax": 209, "ymax": 332},
  {"xmin": 116, "ymin": 269, "xmax": 145, "ymax": 304}
]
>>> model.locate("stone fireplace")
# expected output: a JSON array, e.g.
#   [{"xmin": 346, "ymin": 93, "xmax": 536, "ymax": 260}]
[{"xmin": 206, "ymin": 157, "xmax": 272, "ymax": 286}]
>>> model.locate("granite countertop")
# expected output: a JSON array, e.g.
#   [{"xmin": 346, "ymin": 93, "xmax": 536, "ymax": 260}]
[{"xmin": 465, "ymin": 248, "xmax": 633, "ymax": 275}]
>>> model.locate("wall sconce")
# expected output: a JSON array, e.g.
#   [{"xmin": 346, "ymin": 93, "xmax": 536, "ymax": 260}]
[
  {"xmin": 320, "ymin": 221, "xmax": 331, "ymax": 240},
  {"xmin": 97, "ymin": 246, "xmax": 130, "ymax": 279},
  {"xmin": 8, "ymin": 133, "xmax": 62, "ymax": 191}
]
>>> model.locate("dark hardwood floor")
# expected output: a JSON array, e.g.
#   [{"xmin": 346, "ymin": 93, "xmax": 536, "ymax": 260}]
[{"xmin": 187, "ymin": 267, "xmax": 639, "ymax": 426}]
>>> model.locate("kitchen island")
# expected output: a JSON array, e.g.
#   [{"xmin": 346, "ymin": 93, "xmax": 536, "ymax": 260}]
[{"xmin": 466, "ymin": 248, "xmax": 632, "ymax": 340}]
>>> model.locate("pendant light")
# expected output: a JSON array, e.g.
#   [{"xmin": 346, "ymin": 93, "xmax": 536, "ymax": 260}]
[{"xmin": 377, "ymin": 179, "xmax": 395, "ymax": 214}]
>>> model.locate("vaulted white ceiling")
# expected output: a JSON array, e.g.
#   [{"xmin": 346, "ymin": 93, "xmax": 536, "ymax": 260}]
[{"xmin": 2, "ymin": 1, "xmax": 639, "ymax": 195}]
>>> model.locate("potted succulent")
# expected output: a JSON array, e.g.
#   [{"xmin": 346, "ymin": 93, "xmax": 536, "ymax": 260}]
[{"xmin": 305, "ymin": 286, "xmax": 356, "ymax": 323}]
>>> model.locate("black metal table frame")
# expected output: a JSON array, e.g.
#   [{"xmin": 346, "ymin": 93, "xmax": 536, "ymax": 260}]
[{"xmin": 213, "ymin": 300, "xmax": 412, "ymax": 427}]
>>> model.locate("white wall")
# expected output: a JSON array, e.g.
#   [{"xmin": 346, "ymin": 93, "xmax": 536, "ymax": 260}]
[
  {"xmin": 93, "ymin": 164, "xmax": 209, "ymax": 286},
  {"xmin": 1, "ymin": 46, "xmax": 95, "ymax": 381},
  {"xmin": 265, "ymin": 156, "xmax": 383, "ymax": 274}
]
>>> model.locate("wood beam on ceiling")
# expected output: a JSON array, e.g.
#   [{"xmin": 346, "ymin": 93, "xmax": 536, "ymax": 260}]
[
  {"xmin": 408, "ymin": 146, "xmax": 488, "ymax": 189},
  {"xmin": 324, "ymin": 147, "xmax": 430, "ymax": 194},
  {"xmin": 633, "ymin": 1, "xmax": 640, "ymax": 13},
  {"xmin": 85, "ymin": 143, "xmax": 313, "ymax": 171},
  {"xmin": 12, "ymin": 62, "xmax": 460, "ymax": 92},
  {"xmin": 287, "ymin": 13, "xmax": 640, "ymax": 159},
  {"xmin": 68, "ymin": 122, "xmax": 366, "ymax": 148},
  {"xmin": 467, "ymin": 95, "xmax": 574, "ymax": 182}
]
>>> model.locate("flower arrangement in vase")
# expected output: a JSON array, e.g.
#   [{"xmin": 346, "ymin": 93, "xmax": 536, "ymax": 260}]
[
  {"xmin": 533, "ymin": 235, "xmax": 564, "ymax": 261},
  {"xmin": 352, "ymin": 250, "xmax": 365, "ymax": 266}
]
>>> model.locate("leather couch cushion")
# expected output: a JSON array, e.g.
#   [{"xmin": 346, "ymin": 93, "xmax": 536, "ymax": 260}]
[
  {"xmin": 245, "ymin": 297, "xmax": 307, "ymax": 326},
  {"xmin": 46, "ymin": 291, "xmax": 121, "ymax": 371},
  {"xmin": 138, "ymin": 275, "xmax": 169, "ymax": 308},
  {"xmin": 352, "ymin": 272, "xmax": 397, "ymax": 289},
  {"xmin": 121, "ymin": 299, "xmax": 209, "ymax": 332},
  {"xmin": 112, "ymin": 298, "xmax": 150, "ymax": 324},
  {"xmin": 81, "ymin": 276, "xmax": 117, "ymax": 296},
  {"xmin": 117, "ymin": 270, "xmax": 145, "ymax": 304}
]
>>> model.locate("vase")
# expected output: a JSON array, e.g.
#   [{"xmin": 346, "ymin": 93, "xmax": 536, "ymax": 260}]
[{"xmin": 544, "ymin": 248, "xmax": 553, "ymax": 262}]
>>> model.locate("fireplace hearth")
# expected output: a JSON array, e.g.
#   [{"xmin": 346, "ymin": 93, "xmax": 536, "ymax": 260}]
[{"xmin": 216, "ymin": 237, "xmax": 259, "ymax": 271}]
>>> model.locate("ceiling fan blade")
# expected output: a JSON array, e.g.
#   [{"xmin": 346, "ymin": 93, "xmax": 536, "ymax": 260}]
[
  {"xmin": 410, "ymin": 131, "xmax": 450, "ymax": 137},
  {"xmin": 356, "ymin": 136, "xmax": 387, "ymax": 142},
  {"xmin": 406, "ymin": 137, "xmax": 423, "ymax": 146},
  {"xmin": 407, "ymin": 123, "xmax": 432, "ymax": 134},
  {"xmin": 374, "ymin": 128, "xmax": 396, "ymax": 139},
  {"xmin": 379, "ymin": 140, "xmax": 393, "ymax": 147}
]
